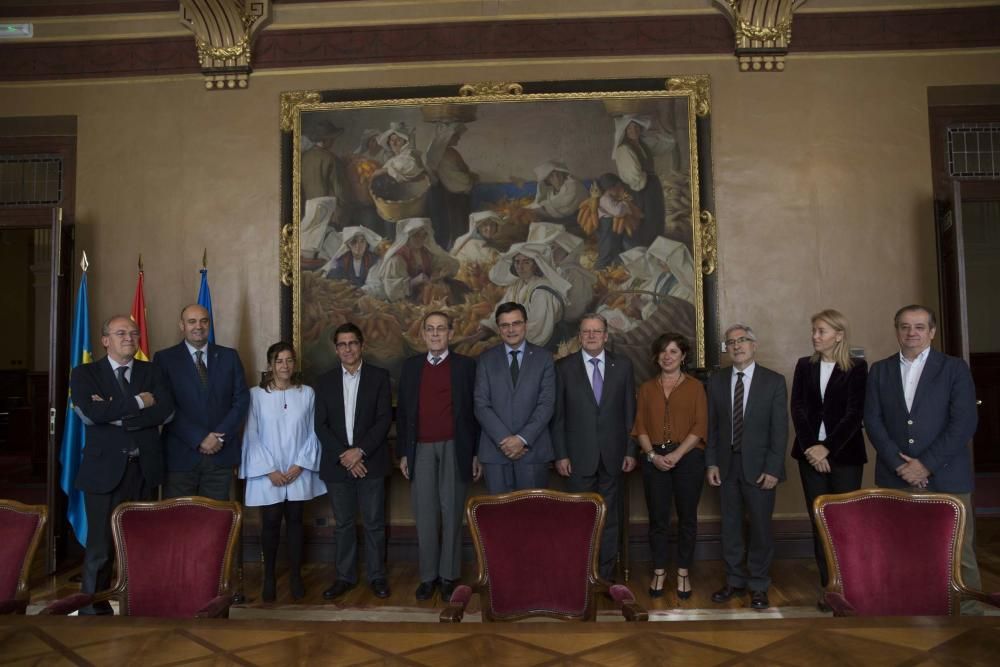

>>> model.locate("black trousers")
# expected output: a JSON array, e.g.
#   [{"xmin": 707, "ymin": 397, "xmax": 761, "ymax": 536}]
[
  {"xmin": 567, "ymin": 457, "xmax": 622, "ymax": 580},
  {"xmin": 260, "ymin": 500, "xmax": 305, "ymax": 582},
  {"xmin": 641, "ymin": 448, "xmax": 705, "ymax": 570},
  {"xmin": 797, "ymin": 459, "xmax": 863, "ymax": 587},
  {"xmin": 164, "ymin": 456, "xmax": 233, "ymax": 501},
  {"xmin": 81, "ymin": 459, "xmax": 151, "ymax": 595}
]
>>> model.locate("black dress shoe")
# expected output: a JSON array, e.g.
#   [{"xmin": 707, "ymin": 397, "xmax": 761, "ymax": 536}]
[
  {"xmin": 261, "ymin": 577, "xmax": 276, "ymax": 603},
  {"xmin": 711, "ymin": 584, "xmax": 746, "ymax": 603},
  {"xmin": 79, "ymin": 600, "xmax": 114, "ymax": 616},
  {"xmin": 370, "ymin": 578, "xmax": 390, "ymax": 599},
  {"xmin": 439, "ymin": 579, "xmax": 458, "ymax": 602},
  {"xmin": 750, "ymin": 590, "xmax": 770, "ymax": 610},
  {"xmin": 415, "ymin": 580, "xmax": 437, "ymax": 601},
  {"xmin": 322, "ymin": 580, "xmax": 356, "ymax": 600},
  {"xmin": 289, "ymin": 576, "xmax": 305, "ymax": 601}
]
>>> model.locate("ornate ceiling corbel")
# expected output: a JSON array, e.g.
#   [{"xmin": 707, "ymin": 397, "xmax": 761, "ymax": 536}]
[
  {"xmin": 180, "ymin": 0, "xmax": 272, "ymax": 90},
  {"xmin": 713, "ymin": 0, "xmax": 807, "ymax": 72}
]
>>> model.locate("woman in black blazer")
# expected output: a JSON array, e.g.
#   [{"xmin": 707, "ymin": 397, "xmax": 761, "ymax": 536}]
[{"xmin": 790, "ymin": 309, "xmax": 868, "ymax": 605}]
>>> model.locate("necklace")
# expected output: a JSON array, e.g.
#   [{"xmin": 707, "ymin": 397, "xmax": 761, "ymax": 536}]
[
  {"xmin": 659, "ymin": 371, "xmax": 683, "ymax": 397},
  {"xmin": 271, "ymin": 381, "xmax": 291, "ymax": 410}
]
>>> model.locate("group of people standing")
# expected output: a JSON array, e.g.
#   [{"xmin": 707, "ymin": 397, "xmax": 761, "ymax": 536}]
[{"xmin": 71, "ymin": 298, "xmax": 981, "ymax": 614}]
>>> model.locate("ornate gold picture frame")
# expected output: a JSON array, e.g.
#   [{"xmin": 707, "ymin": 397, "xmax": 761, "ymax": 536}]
[{"xmin": 279, "ymin": 77, "xmax": 717, "ymax": 383}]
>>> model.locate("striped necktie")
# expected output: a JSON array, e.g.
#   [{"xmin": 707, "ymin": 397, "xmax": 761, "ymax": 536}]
[{"xmin": 732, "ymin": 371, "xmax": 745, "ymax": 451}]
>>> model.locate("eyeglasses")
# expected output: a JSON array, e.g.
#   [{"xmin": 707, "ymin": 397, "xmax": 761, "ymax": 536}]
[
  {"xmin": 108, "ymin": 330, "xmax": 139, "ymax": 339},
  {"xmin": 580, "ymin": 329, "xmax": 606, "ymax": 336},
  {"xmin": 335, "ymin": 340, "xmax": 362, "ymax": 350},
  {"xmin": 498, "ymin": 320, "xmax": 526, "ymax": 330},
  {"xmin": 725, "ymin": 336, "xmax": 752, "ymax": 348},
  {"xmin": 424, "ymin": 325, "xmax": 450, "ymax": 334}
]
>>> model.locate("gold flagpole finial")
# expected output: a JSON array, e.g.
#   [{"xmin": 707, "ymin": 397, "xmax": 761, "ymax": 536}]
[
  {"xmin": 138, "ymin": 253, "xmax": 143, "ymax": 272},
  {"xmin": 80, "ymin": 250, "xmax": 89, "ymax": 272},
  {"xmin": 202, "ymin": 248, "xmax": 208, "ymax": 269}
]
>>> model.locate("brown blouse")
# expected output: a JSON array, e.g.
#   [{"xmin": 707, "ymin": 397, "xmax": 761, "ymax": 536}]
[{"xmin": 631, "ymin": 373, "xmax": 708, "ymax": 448}]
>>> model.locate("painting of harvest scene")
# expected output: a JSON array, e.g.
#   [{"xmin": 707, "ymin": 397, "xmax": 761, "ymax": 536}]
[{"xmin": 293, "ymin": 90, "xmax": 704, "ymax": 384}]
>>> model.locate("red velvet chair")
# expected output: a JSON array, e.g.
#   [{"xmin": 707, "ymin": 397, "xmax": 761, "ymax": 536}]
[
  {"xmin": 0, "ymin": 500, "xmax": 47, "ymax": 614},
  {"xmin": 814, "ymin": 488, "xmax": 1000, "ymax": 616},
  {"xmin": 43, "ymin": 497, "xmax": 242, "ymax": 618},
  {"xmin": 440, "ymin": 489, "xmax": 647, "ymax": 622}
]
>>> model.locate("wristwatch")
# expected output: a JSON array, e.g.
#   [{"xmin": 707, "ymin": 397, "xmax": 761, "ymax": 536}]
[{"xmin": 645, "ymin": 450, "xmax": 656, "ymax": 463}]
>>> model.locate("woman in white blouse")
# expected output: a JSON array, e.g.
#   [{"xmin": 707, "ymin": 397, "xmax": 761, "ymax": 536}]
[{"xmin": 240, "ymin": 342, "xmax": 326, "ymax": 602}]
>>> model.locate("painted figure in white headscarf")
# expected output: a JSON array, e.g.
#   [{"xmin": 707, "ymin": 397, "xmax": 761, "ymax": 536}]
[
  {"xmin": 527, "ymin": 161, "xmax": 588, "ymax": 223},
  {"xmin": 526, "ymin": 222, "xmax": 596, "ymax": 324},
  {"xmin": 320, "ymin": 226, "xmax": 383, "ymax": 287},
  {"xmin": 364, "ymin": 217, "xmax": 459, "ymax": 303},
  {"xmin": 612, "ymin": 115, "xmax": 665, "ymax": 247},
  {"xmin": 452, "ymin": 210, "xmax": 504, "ymax": 265}
]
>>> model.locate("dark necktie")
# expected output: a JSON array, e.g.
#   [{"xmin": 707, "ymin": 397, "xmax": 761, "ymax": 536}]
[
  {"xmin": 509, "ymin": 350, "xmax": 520, "ymax": 386},
  {"xmin": 116, "ymin": 365, "xmax": 131, "ymax": 397},
  {"xmin": 195, "ymin": 350, "xmax": 209, "ymax": 388},
  {"xmin": 590, "ymin": 358, "xmax": 603, "ymax": 404},
  {"xmin": 732, "ymin": 371, "xmax": 745, "ymax": 451}
]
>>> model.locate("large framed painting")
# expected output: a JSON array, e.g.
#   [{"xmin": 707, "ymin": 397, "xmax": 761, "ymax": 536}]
[{"xmin": 279, "ymin": 77, "xmax": 718, "ymax": 385}]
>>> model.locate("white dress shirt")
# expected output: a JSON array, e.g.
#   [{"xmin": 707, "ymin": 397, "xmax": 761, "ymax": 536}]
[
  {"xmin": 730, "ymin": 362, "xmax": 756, "ymax": 414},
  {"xmin": 818, "ymin": 360, "xmax": 835, "ymax": 441},
  {"xmin": 342, "ymin": 363, "xmax": 363, "ymax": 446},
  {"xmin": 899, "ymin": 346, "xmax": 931, "ymax": 413},
  {"xmin": 427, "ymin": 349, "xmax": 450, "ymax": 365}
]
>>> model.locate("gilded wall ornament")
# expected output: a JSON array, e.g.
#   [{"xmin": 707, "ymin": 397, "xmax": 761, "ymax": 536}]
[
  {"xmin": 279, "ymin": 223, "xmax": 295, "ymax": 287},
  {"xmin": 713, "ymin": 0, "xmax": 807, "ymax": 72},
  {"xmin": 666, "ymin": 76, "xmax": 711, "ymax": 117},
  {"xmin": 459, "ymin": 82, "xmax": 524, "ymax": 97},
  {"xmin": 180, "ymin": 0, "xmax": 273, "ymax": 90},
  {"xmin": 699, "ymin": 211, "xmax": 717, "ymax": 276},
  {"xmin": 280, "ymin": 91, "xmax": 322, "ymax": 132}
]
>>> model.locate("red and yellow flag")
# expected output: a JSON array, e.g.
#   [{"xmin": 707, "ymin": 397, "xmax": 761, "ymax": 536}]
[{"xmin": 130, "ymin": 269, "xmax": 150, "ymax": 361}]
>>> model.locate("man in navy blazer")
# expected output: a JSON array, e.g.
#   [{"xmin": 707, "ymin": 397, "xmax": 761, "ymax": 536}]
[
  {"xmin": 154, "ymin": 304, "xmax": 250, "ymax": 500},
  {"xmin": 865, "ymin": 304, "xmax": 981, "ymax": 609},
  {"xmin": 706, "ymin": 323, "xmax": 787, "ymax": 610},
  {"xmin": 474, "ymin": 302, "xmax": 556, "ymax": 493},
  {"xmin": 72, "ymin": 315, "xmax": 174, "ymax": 614},
  {"xmin": 552, "ymin": 313, "xmax": 636, "ymax": 580},
  {"xmin": 314, "ymin": 322, "xmax": 393, "ymax": 601},
  {"xmin": 397, "ymin": 311, "xmax": 480, "ymax": 601}
]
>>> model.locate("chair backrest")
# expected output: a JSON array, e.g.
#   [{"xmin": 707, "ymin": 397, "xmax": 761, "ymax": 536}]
[
  {"xmin": 0, "ymin": 500, "xmax": 47, "ymax": 602},
  {"xmin": 467, "ymin": 489, "xmax": 605, "ymax": 621},
  {"xmin": 814, "ymin": 489, "xmax": 964, "ymax": 616},
  {"xmin": 111, "ymin": 497, "xmax": 242, "ymax": 617}
]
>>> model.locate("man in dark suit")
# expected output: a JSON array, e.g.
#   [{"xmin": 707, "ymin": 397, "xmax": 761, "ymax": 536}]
[
  {"xmin": 706, "ymin": 323, "xmax": 787, "ymax": 610},
  {"xmin": 552, "ymin": 313, "xmax": 636, "ymax": 580},
  {"xmin": 474, "ymin": 302, "xmax": 556, "ymax": 494},
  {"xmin": 865, "ymin": 304, "xmax": 981, "ymax": 612},
  {"xmin": 71, "ymin": 314, "xmax": 174, "ymax": 615},
  {"xmin": 154, "ymin": 304, "xmax": 250, "ymax": 500},
  {"xmin": 397, "ymin": 311, "xmax": 480, "ymax": 601},
  {"xmin": 315, "ymin": 322, "xmax": 393, "ymax": 601}
]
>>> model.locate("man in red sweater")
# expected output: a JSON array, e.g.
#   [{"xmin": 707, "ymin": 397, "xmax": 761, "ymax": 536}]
[{"xmin": 397, "ymin": 311, "xmax": 481, "ymax": 601}]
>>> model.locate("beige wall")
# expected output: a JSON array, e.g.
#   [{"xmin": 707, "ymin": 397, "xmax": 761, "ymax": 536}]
[{"xmin": 3, "ymin": 47, "xmax": 999, "ymax": 520}]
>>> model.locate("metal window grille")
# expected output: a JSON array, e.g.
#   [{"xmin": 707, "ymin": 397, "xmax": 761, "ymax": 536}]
[
  {"xmin": 0, "ymin": 154, "xmax": 63, "ymax": 206},
  {"xmin": 947, "ymin": 124, "xmax": 1000, "ymax": 179}
]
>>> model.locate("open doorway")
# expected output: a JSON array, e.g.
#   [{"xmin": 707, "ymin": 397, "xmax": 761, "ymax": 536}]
[{"xmin": 929, "ymin": 87, "xmax": 1000, "ymax": 516}]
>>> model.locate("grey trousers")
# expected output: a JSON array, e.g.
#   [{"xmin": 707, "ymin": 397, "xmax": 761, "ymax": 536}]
[
  {"xmin": 720, "ymin": 452, "xmax": 776, "ymax": 592},
  {"xmin": 328, "ymin": 477, "xmax": 386, "ymax": 584},
  {"xmin": 482, "ymin": 461, "xmax": 549, "ymax": 494},
  {"xmin": 411, "ymin": 440, "xmax": 467, "ymax": 583},
  {"xmin": 164, "ymin": 457, "xmax": 233, "ymax": 501}
]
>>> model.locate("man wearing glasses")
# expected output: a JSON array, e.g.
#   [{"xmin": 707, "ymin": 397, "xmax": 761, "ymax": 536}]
[
  {"xmin": 552, "ymin": 313, "xmax": 636, "ymax": 580},
  {"xmin": 705, "ymin": 324, "xmax": 787, "ymax": 610},
  {"xmin": 71, "ymin": 315, "xmax": 174, "ymax": 614},
  {"xmin": 474, "ymin": 302, "xmax": 556, "ymax": 493},
  {"xmin": 397, "ymin": 311, "xmax": 481, "ymax": 602},
  {"xmin": 314, "ymin": 322, "xmax": 393, "ymax": 601}
]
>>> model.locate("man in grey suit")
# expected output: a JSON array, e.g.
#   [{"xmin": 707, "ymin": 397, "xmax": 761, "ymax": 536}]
[
  {"xmin": 474, "ymin": 301, "xmax": 556, "ymax": 493},
  {"xmin": 552, "ymin": 313, "xmax": 636, "ymax": 580},
  {"xmin": 706, "ymin": 323, "xmax": 787, "ymax": 610},
  {"xmin": 865, "ymin": 304, "xmax": 980, "ymax": 612}
]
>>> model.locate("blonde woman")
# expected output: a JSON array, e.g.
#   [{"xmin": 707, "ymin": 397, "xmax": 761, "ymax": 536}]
[{"xmin": 790, "ymin": 309, "xmax": 867, "ymax": 607}]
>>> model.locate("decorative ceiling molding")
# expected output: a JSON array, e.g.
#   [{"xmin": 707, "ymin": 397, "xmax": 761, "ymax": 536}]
[
  {"xmin": 713, "ymin": 0, "xmax": 807, "ymax": 72},
  {"xmin": 179, "ymin": 0, "xmax": 272, "ymax": 90}
]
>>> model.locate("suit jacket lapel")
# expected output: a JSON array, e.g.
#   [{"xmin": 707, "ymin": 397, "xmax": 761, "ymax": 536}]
[
  {"xmin": 810, "ymin": 359, "xmax": 823, "ymax": 407},
  {"xmin": 575, "ymin": 352, "xmax": 598, "ymax": 407},
  {"xmin": 888, "ymin": 353, "xmax": 908, "ymax": 415},
  {"xmin": 100, "ymin": 357, "xmax": 118, "ymax": 398}
]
